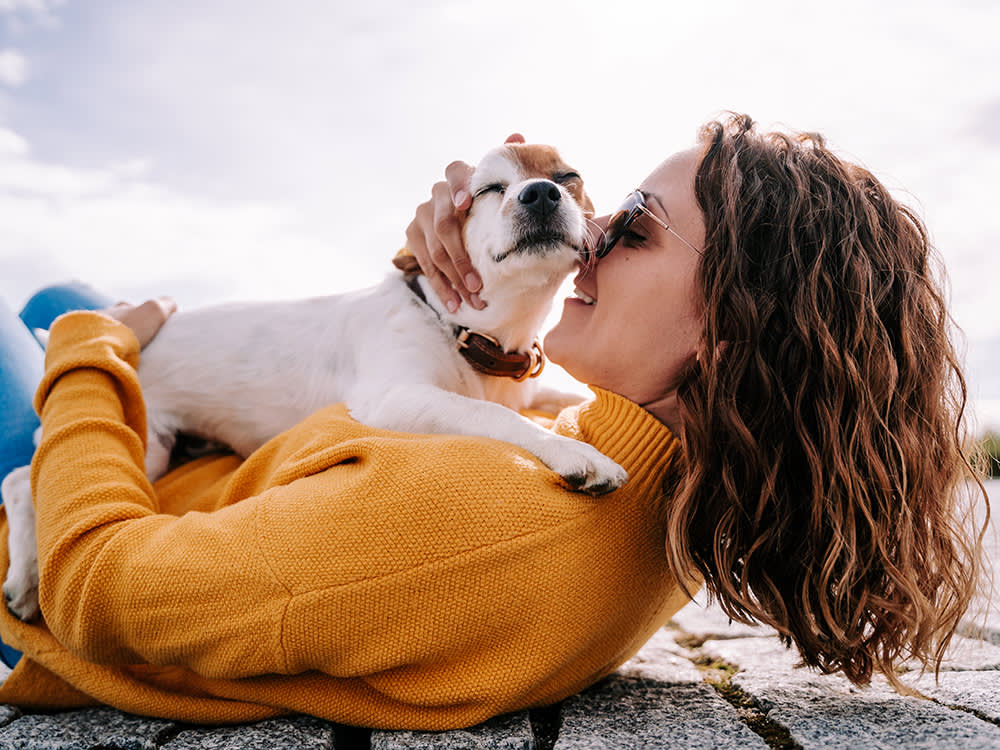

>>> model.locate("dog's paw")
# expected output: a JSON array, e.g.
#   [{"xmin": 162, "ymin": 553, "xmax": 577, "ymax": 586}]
[
  {"xmin": 537, "ymin": 437, "xmax": 628, "ymax": 495},
  {"xmin": 2, "ymin": 466, "xmax": 41, "ymax": 621},
  {"xmin": 3, "ymin": 573, "xmax": 39, "ymax": 622}
]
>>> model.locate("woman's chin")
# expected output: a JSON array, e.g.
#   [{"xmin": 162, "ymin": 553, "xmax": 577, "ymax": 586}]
[
  {"xmin": 545, "ymin": 297, "xmax": 598, "ymax": 378},
  {"xmin": 544, "ymin": 329, "xmax": 581, "ymax": 382},
  {"xmin": 543, "ymin": 330, "xmax": 564, "ymax": 366}
]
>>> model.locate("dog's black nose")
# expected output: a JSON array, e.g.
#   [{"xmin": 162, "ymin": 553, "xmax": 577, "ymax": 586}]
[{"xmin": 518, "ymin": 181, "xmax": 561, "ymax": 217}]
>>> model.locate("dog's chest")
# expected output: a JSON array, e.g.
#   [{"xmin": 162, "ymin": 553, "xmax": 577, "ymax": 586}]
[{"xmin": 360, "ymin": 316, "xmax": 479, "ymax": 390}]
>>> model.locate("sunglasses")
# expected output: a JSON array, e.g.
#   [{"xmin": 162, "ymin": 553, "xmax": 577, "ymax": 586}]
[{"xmin": 594, "ymin": 189, "xmax": 702, "ymax": 258}]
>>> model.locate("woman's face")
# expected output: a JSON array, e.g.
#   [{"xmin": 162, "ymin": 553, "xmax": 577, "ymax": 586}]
[{"xmin": 544, "ymin": 147, "xmax": 706, "ymax": 424}]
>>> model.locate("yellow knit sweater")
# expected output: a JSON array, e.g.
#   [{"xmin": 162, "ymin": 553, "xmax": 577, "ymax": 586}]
[{"xmin": 0, "ymin": 311, "xmax": 692, "ymax": 729}]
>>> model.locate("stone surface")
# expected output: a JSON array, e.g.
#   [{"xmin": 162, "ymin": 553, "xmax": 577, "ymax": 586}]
[
  {"xmin": 916, "ymin": 634, "xmax": 1000, "ymax": 671},
  {"xmin": 618, "ymin": 627, "xmax": 704, "ymax": 683},
  {"xmin": 163, "ymin": 716, "xmax": 334, "ymax": 749},
  {"xmin": 701, "ymin": 636, "xmax": 1000, "ymax": 749},
  {"xmin": 0, "ymin": 707, "xmax": 174, "ymax": 750},
  {"xmin": 903, "ymin": 669, "xmax": 1000, "ymax": 723},
  {"xmin": 371, "ymin": 712, "xmax": 532, "ymax": 749},
  {"xmin": 555, "ymin": 629, "xmax": 768, "ymax": 750},
  {"xmin": 749, "ymin": 685, "xmax": 1000, "ymax": 750},
  {"xmin": 669, "ymin": 589, "xmax": 778, "ymax": 641},
  {"xmin": 962, "ymin": 479, "xmax": 1000, "ymax": 645},
  {"xmin": 555, "ymin": 676, "xmax": 767, "ymax": 749},
  {"xmin": 701, "ymin": 635, "xmax": 810, "ymax": 676},
  {"xmin": 0, "ymin": 705, "xmax": 19, "ymax": 730},
  {"xmin": 702, "ymin": 626, "xmax": 1000, "ymax": 678}
]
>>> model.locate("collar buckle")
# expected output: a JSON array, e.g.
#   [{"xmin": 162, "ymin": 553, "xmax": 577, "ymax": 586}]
[{"xmin": 455, "ymin": 328, "xmax": 546, "ymax": 381}]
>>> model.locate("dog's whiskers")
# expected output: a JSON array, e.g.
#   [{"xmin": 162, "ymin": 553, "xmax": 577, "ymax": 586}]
[{"xmin": 581, "ymin": 216, "xmax": 604, "ymax": 271}]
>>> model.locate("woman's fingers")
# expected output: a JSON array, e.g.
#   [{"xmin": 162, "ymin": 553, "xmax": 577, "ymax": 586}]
[
  {"xmin": 440, "ymin": 161, "xmax": 483, "ymax": 305},
  {"xmin": 406, "ymin": 201, "xmax": 459, "ymax": 313},
  {"xmin": 406, "ymin": 158, "xmax": 486, "ymax": 312},
  {"xmin": 445, "ymin": 160, "xmax": 475, "ymax": 213},
  {"xmin": 434, "ymin": 185, "xmax": 483, "ymax": 302}
]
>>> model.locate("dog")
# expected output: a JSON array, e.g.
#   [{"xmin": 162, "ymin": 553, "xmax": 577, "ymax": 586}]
[{"xmin": 2, "ymin": 142, "xmax": 628, "ymax": 621}]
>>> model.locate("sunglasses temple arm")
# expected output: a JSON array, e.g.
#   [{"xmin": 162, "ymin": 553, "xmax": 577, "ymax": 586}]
[
  {"xmin": 668, "ymin": 227, "xmax": 703, "ymax": 255},
  {"xmin": 641, "ymin": 205, "xmax": 703, "ymax": 256}
]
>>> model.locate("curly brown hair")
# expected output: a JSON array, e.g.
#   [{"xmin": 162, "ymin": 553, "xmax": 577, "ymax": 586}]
[{"xmin": 665, "ymin": 113, "xmax": 990, "ymax": 689}]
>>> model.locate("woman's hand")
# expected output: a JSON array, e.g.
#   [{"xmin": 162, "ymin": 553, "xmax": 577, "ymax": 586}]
[
  {"xmin": 405, "ymin": 160, "xmax": 479, "ymax": 313},
  {"xmin": 102, "ymin": 297, "xmax": 177, "ymax": 349},
  {"xmin": 404, "ymin": 133, "xmax": 525, "ymax": 313}
]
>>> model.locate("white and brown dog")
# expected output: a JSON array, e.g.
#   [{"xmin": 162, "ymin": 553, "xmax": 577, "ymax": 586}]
[{"xmin": 2, "ymin": 143, "xmax": 627, "ymax": 621}]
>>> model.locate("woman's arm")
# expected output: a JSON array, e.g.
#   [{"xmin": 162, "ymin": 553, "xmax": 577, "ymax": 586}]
[{"xmin": 30, "ymin": 310, "xmax": 289, "ymax": 676}]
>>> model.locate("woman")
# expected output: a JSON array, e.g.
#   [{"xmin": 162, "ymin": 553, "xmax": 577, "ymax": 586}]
[
  {"xmin": 0, "ymin": 114, "xmax": 987, "ymax": 726},
  {"xmin": 419, "ymin": 114, "xmax": 992, "ymax": 690}
]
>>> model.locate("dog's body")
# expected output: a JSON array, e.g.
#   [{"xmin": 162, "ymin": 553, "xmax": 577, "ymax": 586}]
[{"xmin": 2, "ymin": 143, "xmax": 627, "ymax": 621}]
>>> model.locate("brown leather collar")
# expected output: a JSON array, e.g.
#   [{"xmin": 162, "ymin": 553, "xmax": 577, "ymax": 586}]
[
  {"xmin": 404, "ymin": 273, "xmax": 545, "ymax": 381},
  {"xmin": 456, "ymin": 329, "xmax": 545, "ymax": 381}
]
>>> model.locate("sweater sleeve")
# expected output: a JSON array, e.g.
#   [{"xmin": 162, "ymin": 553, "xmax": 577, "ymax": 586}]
[{"xmin": 30, "ymin": 312, "xmax": 289, "ymax": 677}]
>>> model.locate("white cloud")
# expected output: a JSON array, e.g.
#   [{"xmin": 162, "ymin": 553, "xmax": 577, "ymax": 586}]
[
  {"xmin": 0, "ymin": 126, "xmax": 28, "ymax": 155},
  {"xmin": 0, "ymin": 131, "xmax": 370, "ymax": 313},
  {"xmin": 0, "ymin": 0, "xmax": 64, "ymax": 22},
  {"xmin": 0, "ymin": 0, "xmax": 60, "ymax": 9},
  {"xmin": 0, "ymin": 49, "xmax": 26, "ymax": 86},
  {"xmin": 0, "ymin": 2, "xmax": 61, "ymax": 35}
]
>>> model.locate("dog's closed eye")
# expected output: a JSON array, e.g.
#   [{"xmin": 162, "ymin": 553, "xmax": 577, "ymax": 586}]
[{"xmin": 474, "ymin": 183, "xmax": 507, "ymax": 199}]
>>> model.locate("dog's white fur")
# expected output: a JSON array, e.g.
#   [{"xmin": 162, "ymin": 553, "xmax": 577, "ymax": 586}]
[{"xmin": 2, "ymin": 144, "xmax": 627, "ymax": 621}]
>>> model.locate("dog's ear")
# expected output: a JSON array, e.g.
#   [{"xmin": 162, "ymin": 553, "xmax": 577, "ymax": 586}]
[{"xmin": 392, "ymin": 247, "xmax": 423, "ymax": 275}]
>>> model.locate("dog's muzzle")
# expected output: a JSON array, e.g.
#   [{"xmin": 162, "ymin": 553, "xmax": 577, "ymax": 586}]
[
  {"xmin": 518, "ymin": 180, "xmax": 562, "ymax": 218},
  {"xmin": 495, "ymin": 180, "xmax": 580, "ymax": 263}
]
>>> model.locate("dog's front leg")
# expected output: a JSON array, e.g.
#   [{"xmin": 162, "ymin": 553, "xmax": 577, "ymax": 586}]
[
  {"xmin": 528, "ymin": 386, "xmax": 588, "ymax": 415},
  {"xmin": 2, "ymin": 466, "xmax": 40, "ymax": 621},
  {"xmin": 144, "ymin": 422, "xmax": 176, "ymax": 482},
  {"xmin": 351, "ymin": 385, "xmax": 627, "ymax": 495}
]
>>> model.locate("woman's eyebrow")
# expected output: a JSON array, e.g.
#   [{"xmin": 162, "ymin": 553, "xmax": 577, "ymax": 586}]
[{"xmin": 642, "ymin": 190, "xmax": 674, "ymax": 223}]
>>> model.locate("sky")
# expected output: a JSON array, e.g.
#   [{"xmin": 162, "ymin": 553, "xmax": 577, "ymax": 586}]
[{"xmin": 1, "ymin": 0, "xmax": 999, "ymax": 426}]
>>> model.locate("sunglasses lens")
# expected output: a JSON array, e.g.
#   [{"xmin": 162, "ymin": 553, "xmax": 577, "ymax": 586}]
[
  {"xmin": 597, "ymin": 192, "xmax": 643, "ymax": 258},
  {"xmin": 597, "ymin": 210, "xmax": 628, "ymax": 258}
]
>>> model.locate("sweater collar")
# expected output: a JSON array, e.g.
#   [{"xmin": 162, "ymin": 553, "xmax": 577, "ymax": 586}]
[{"xmin": 552, "ymin": 387, "xmax": 681, "ymax": 496}]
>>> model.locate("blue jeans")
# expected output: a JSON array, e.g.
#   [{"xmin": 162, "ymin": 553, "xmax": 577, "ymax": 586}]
[{"xmin": 0, "ymin": 282, "xmax": 112, "ymax": 669}]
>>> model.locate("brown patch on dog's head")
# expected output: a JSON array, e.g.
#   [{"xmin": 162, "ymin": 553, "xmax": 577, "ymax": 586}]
[{"xmin": 504, "ymin": 143, "xmax": 593, "ymax": 218}]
